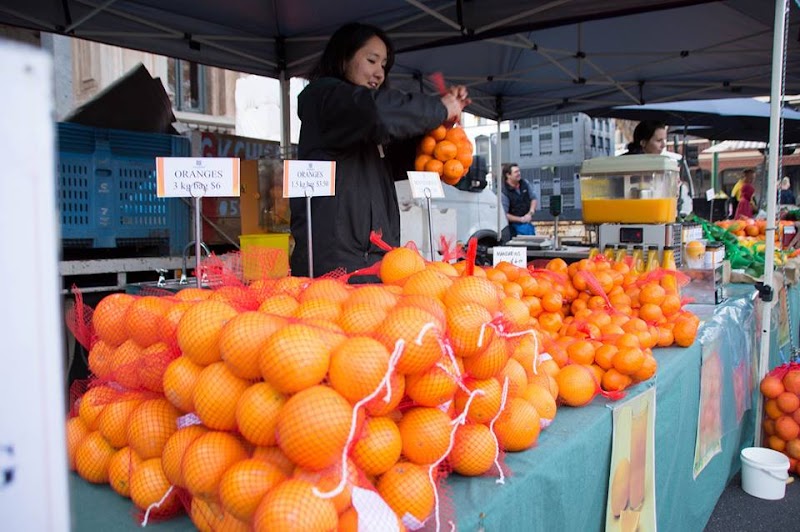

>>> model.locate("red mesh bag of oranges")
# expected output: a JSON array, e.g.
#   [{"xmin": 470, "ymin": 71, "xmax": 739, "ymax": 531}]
[
  {"xmin": 415, "ymin": 124, "xmax": 474, "ymax": 185},
  {"xmin": 759, "ymin": 361, "xmax": 800, "ymax": 474}
]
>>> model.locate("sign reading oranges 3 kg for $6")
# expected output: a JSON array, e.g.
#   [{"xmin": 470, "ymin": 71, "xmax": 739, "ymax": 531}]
[
  {"xmin": 283, "ymin": 160, "xmax": 336, "ymax": 198},
  {"xmin": 156, "ymin": 157, "xmax": 240, "ymax": 197}
]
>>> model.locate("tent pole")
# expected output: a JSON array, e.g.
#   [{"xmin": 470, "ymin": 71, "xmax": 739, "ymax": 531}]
[
  {"xmin": 754, "ymin": 0, "xmax": 789, "ymax": 447},
  {"xmin": 495, "ymin": 119, "xmax": 503, "ymax": 242},
  {"xmin": 279, "ymin": 70, "xmax": 292, "ymax": 159}
]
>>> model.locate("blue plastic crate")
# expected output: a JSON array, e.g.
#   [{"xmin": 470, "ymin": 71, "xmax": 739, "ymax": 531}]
[{"xmin": 57, "ymin": 123, "xmax": 191, "ymax": 255}]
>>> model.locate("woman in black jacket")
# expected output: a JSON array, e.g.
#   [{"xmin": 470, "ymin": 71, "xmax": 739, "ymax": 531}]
[{"xmin": 290, "ymin": 23, "xmax": 469, "ymax": 279}]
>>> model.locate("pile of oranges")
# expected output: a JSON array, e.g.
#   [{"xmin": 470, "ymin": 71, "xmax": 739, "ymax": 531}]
[
  {"xmin": 414, "ymin": 124, "xmax": 474, "ymax": 185},
  {"xmin": 760, "ymin": 364, "xmax": 800, "ymax": 473},
  {"xmin": 65, "ymin": 244, "xmax": 700, "ymax": 530}
]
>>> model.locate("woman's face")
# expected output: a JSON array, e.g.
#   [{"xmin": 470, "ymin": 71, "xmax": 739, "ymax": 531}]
[
  {"xmin": 641, "ymin": 127, "xmax": 667, "ymax": 154},
  {"xmin": 344, "ymin": 36, "xmax": 387, "ymax": 90}
]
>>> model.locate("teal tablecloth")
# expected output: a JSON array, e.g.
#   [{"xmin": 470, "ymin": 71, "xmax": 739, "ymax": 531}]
[{"xmin": 71, "ymin": 284, "xmax": 795, "ymax": 532}]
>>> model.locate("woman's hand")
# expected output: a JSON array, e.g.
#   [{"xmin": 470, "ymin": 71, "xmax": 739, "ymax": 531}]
[{"xmin": 440, "ymin": 85, "xmax": 471, "ymax": 124}]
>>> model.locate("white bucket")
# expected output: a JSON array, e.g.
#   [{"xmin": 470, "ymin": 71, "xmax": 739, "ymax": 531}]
[{"xmin": 740, "ymin": 447, "xmax": 790, "ymax": 500}]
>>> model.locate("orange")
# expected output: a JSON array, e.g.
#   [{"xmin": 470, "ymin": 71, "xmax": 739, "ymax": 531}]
[
  {"xmin": 108, "ymin": 446, "xmax": 142, "ymax": 497},
  {"xmin": 405, "ymin": 354, "xmax": 460, "ymax": 407},
  {"xmin": 447, "ymin": 303, "xmax": 495, "ymax": 358},
  {"xmin": 449, "ymin": 423, "xmax": 498, "ymax": 476},
  {"xmin": 252, "ymin": 479, "xmax": 338, "ymax": 532},
  {"xmin": 189, "ymin": 497, "xmax": 224, "ymax": 532},
  {"xmin": 768, "ymin": 435, "xmax": 787, "ymax": 453},
  {"xmin": 430, "ymin": 125, "xmax": 448, "ymax": 141},
  {"xmin": 442, "ymin": 159, "xmax": 465, "ymax": 185},
  {"xmin": 454, "ymin": 378, "xmax": 502, "ymax": 424},
  {"xmin": 444, "ymin": 276, "xmax": 502, "ymax": 314},
  {"xmin": 402, "ymin": 269, "xmax": 453, "ymax": 301},
  {"xmin": 555, "ymin": 365, "xmax": 598, "ymax": 407},
  {"xmin": 299, "ymin": 279, "xmax": 352, "ymax": 303},
  {"xmin": 329, "ymin": 336, "xmax": 391, "ymax": 403},
  {"xmin": 93, "ymin": 293, "xmax": 136, "ymax": 347},
  {"xmin": 257, "ymin": 294, "xmax": 300, "ymax": 317},
  {"xmin": 419, "ymin": 135, "xmax": 437, "ymax": 155},
  {"xmin": 176, "ymin": 300, "xmax": 239, "ymax": 366},
  {"xmin": 415, "ymin": 153, "xmax": 433, "ymax": 171},
  {"xmin": 66, "ymin": 416, "xmax": 90, "ymax": 470},
  {"xmin": 633, "ymin": 353, "xmax": 658, "ymax": 382},
  {"xmin": 765, "ymin": 399, "xmax": 783, "ymax": 420},
  {"xmin": 219, "ymin": 458, "xmax": 286, "ymax": 522},
  {"xmin": 378, "ymin": 306, "xmax": 444, "ymax": 374},
  {"xmin": 601, "ymin": 368, "xmax": 633, "ymax": 392},
  {"xmin": 612, "ymin": 347, "xmax": 645, "ymax": 376},
  {"xmin": 259, "ymin": 323, "xmax": 332, "ymax": 394},
  {"xmin": 130, "ymin": 458, "xmax": 181, "ymax": 516},
  {"xmin": 396, "ymin": 294, "xmax": 447, "ymax": 328},
  {"xmin": 444, "ymin": 126, "xmax": 467, "ymax": 143},
  {"xmin": 139, "ymin": 342, "xmax": 175, "ymax": 394},
  {"xmin": 433, "ymin": 140, "xmax": 458, "ymax": 162},
  {"xmin": 760, "ymin": 375, "xmax": 785, "ymax": 399},
  {"xmin": 219, "ymin": 311, "xmax": 285, "ymax": 380},
  {"xmin": 126, "ymin": 398, "xmax": 180, "ymax": 459},
  {"xmin": 161, "ymin": 424, "xmax": 208, "ymax": 488},
  {"xmin": 661, "ymin": 293, "xmax": 682, "ymax": 317},
  {"xmin": 125, "ymin": 296, "xmax": 174, "ymax": 348},
  {"xmin": 638, "ymin": 282, "xmax": 666, "ymax": 306},
  {"xmin": 776, "ymin": 416, "xmax": 800, "ymax": 441},
  {"xmin": 499, "ymin": 297, "xmax": 530, "ymax": 331},
  {"xmin": 87, "ymin": 340, "xmax": 115, "ymax": 380},
  {"xmin": 380, "ymin": 247, "xmax": 426, "ymax": 285},
  {"xmin": 251, "ymin": 446, "xmax": 295, "ymax": 477},
  {"xmin": 376, "ymin": 462, "xmax": 436, "ymax": 523},
  {"xmin": 672, "ymin": 314, "xmax": 699, "ymax": 347},
  {"xmin": 464, "ymin": 336, "xmax": 509, "ymax": 380},
  {"xmin": 162, "ymin": 355, "xmax": 203, "ymax": 413},
  {"xmin": 351, "ymin": 416, "xmax": 403, "ymax": 476},
  {"xmin": 293, "ymin": 297, "xmax": 343, "ymax": 322},
  {"xmin": 236, "ymin": 382, "xmax": 285, "ymax": 447},
  {"xmin": 776, "ymin": 391, "xmax": 800, "ymax": 413},
  {"xmin": 783, "ymin": 370, "xmax": 800, "ymax": 394},
  {"xmin": 78, "ymin": 384, "xmax": 117, "ymax": 430},
  {"xmin": 182, "ymin": 431, "xmax": 249, "ymax": 501},
  {"xmin": 594, "ymin": 344, "xmax": 618, "ymax": 371},
  {"xmin": 398, "ymin": 406, "xmax": 452, "ymax": 465},
  {"xmin": 567, "ymin": 339, "xmax": 596, "ymax": 366},
  {"xmin": 346, "ymin": 285, "xmax": 399, "ymax": 308},
  {"xmin": 494, "ymin": 397, "xmax": 541, "ymax": 452},
  {"xmin": 108, "ymin": 339, "xmax": 144, "ymax": 390},
  {"xmin": 424, "ymin": 158, "xmax": 444, "ymax": 176},
  {"xmin": 292, "ymin": 459, "xmax": 360, "ymax": 514},
  {"xmin": 96, "ymin": 394, "xmax": 144, "ymax": 448},
  {"xmin": 276, "ymin": 385, "xmax": 355, "ymax": 471},
  {"xmin": 500, "ymin": 358, "xmax": 528, "ymax": 398},
  {"xmin": 338, "ymin": 302, "xmax": 388, "ymax": 335},
  {"xmin": 193, "ymin": 361, "xmax": 250, "ymax": 431},
  {"xmin": 519, "ymin": 382, "xmax": 557, "ymax": 420},
  {"xmin": 74, "ymin": 431, "xmax": 115, "ymax": 483},
  {"xmin": 365, "ymin": 372, "xmax": 406, "ymax": 417},
  {"xmin": 786, "ymin": 439, "xmax": 800, "ymax": 460}
]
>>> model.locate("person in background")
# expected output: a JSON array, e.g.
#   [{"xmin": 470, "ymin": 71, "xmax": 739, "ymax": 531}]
[
  {"xmin": 625, "ymin": 120, "xmax": 667, "ymax": 155},
  {"xmin": 289, "ymin": 22, "xmax": 470, "ymax": 278},
  {"xmin": 734, "ymin": 169, "xmax": 756, "ymax": 219},
  {"xmin": 501, "ymin": 162, "xmax": 537, "ymax": 236},
  {"xmin": 780, "ymin": 176, "xmax": 796, "ymax": 205},
  {"xmin": 678, "ymin": 176, "xmax": 693, "ymax": 217}
]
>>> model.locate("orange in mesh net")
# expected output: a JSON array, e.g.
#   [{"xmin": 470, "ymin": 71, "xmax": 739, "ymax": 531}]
[
  {"xmin": 377, "ymin": 305, "xmax": 443, "ymax": 375},
  {"xmin": 376, "ymin": 461, "xmax": 436, "ymax": 524},
  {"xmin": 397, "ymin": 407, "xmax": 453, "ymax": 465},
  {"xmin": 405, "ymin": 355, "xmax": 461, "ymax": 408},
  {"xmin": 193, "ymin": 361, "xmax": 250, "ymax": 431},
  {"xmin": 379, "ymin": 246, "xmax": 427, "ymax": 285},
  {"xmin": 182, "ymin": 431, "xmax": 249, "ymax": 501},
  {"xmin": 124, "ymin": 296, "xmax": 175, "ymax": 348},
  {"xmin": 235, "ymin": 382, "xmax": 285, "ymax": 447},
  {"xmin": 299, "ymin": 278, "xmax": 352, "ymax": 303},
  {"xmin": 257, "ymin": 293, "xmax": 300, "ymax": 317},
  {"xmin": 77, "ymin": 384, "xmax": 118, "ymax": 430},
  {"xmin": 329, "ymin": 336, "xmax": 391, "ymax": 403},
  {"xmin": 364, "ymin": 372, "xmax": 406, "ymax": 417},
  {"xmin": 493, "ymin": 397, "xmax": 541, "ymax": 452},
  {"xmin": 446, "ymin": 302, "xmax": 495, "ymax": 358},
  {"xmin": 338, "ymin": 301, "xmax": 388, "ymax": 336},
  {"xmin": 396, "ymin": 294, "xmax": 447, "ymax": 328},
  {"xmin": 219, "ymin": 311, "xmax": 285, "ymax": 380},
  {"xmin": 252, "ymin": 478, "xmax": 339, "ymax": 532},
  {"xmin": 293, "ymin": 297, "xmax": 343, "ymax": 322},
  {"xmin": 294, "ymin": 458, "xmax": 361, "ymax": 514},
  {"xmin": 110, "ymin": 339, "xmax": 145, "ymax": 390},
  {"xmin": 275, "ymin": 385, "xmax": 356, "ymax": 471},
  {"xmin": 499, "ymin": 296, "xmax": 532, "ymax": 332},
  {"xmin": 108, "ymin": 446, "xmax": 141, "ymax": 497},
  {"xmin": 449, "ymin": 422, "xmax": 498, "ymax": 476},
  {"xmin": 251, "ymin": 446, "xmax": 295, "ymax": 477},
  {"xmin": 259, "ymin": 323, "xmax": 334, "ymax": 394},
  {"xmin": 351, "ymin": 416, "xmax": 403, "ymax": 477},
  {"xmin": 161, "ymin": 424, "xmax": 208, "ymax": 488},
  {"xmin": 176, "ymin": 300, "xmax": 239, "ymax": 366},
  {"xmin": 444, "ymin": 275, "xmax": 502, "ymax": 315},
  {"xmin": 519, "ymin": 382, "xmax": 557, "ymax": 421},
  {"xmin": 209, "ymin": 285, "xmax": 260, "ymax": 312},
  {"xmin": 130, "ymin": 457, "xmax": 181, "ymax": 519},
  {"xmin": 93, "ymin": 292, "xmax": 135, "ymax": 347},
  {"xmin": 401, "ymin": 269, "xmax": 453, "ymax": 301},
  {"xmin": 463, "ymin": 336, "xmax": 509, "ymax": 380},
  {"xmin": 74, "ymin": 430, "xmax": 115, "ymax": 483},
  {"xmin": 126, "ymin": 398, "xmax": 180, "ymax": 460},
  {"xmin": 500, "ymin": 357, "xmax": 529, "ymax": 398},
  {"xmin": 87, "ymin": 340, "xmax": 115, "ymax": 380},
  {"xmin": 273, "ymin": 275, "xmax": 311, "ymax": 298},
  {"xmin": 162, "ymin": 356, "xmax": 203, "ymax": 413},
  {"xmin": 158, "ymin": 301, "xmax": 193, "ymax": 347},
  {"xmin": 219, "ymin": 458, "xmax": 286, "ymax": 522},
  {"xmin": 345, "ymin": 284, "xmax": 400, "ymax": 309},
  {"xmin": 555, "ymin": 364, "xmax": 599, "ymax": 407},
  {"xmin": 96, "ymin": 394, "xmax": 144, "ymax": 448},
  {"xmin": 173, "ymin": 287, "xmax": 212, "ymax": 302},
  {"xmin": 454, "ymin": 378, "xmax": 502, "ymax": 424},
  {"xmin": 65, "ymin": 416, "xmax": 89, "ymax": 470},
  {"xmin": 139, "ymin": 342, "xmax": 178, "ymax": 394}
]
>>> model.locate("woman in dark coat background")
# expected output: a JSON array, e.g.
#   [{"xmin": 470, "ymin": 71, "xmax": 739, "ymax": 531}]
[{"xmin": 290, "ymin": 23, "xmax": 469, "ymax": 278}]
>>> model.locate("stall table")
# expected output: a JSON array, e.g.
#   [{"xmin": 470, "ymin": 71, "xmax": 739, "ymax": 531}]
[{"xmin": 69, "ymin": 283, "xmax": 798, "ymax": 531}]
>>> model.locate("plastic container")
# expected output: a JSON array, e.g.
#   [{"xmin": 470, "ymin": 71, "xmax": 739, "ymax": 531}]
[
  {"xmin": 239, "ymin": 233, "xmax": 291, "ymax": 280},
  {"xmin": 645, "ymin": 245, "xmax": 660, "ymax": 272},
  {"xmin": 579, "ymin": 155, "xmax": 679, "ymax": 223},
  {"xmin": 661, "ymin": 246, "xmax": 677, "ymax": 270},
  {"xmin": 740, "ymin": 447, "xmax": 789, "ymax": 500}
]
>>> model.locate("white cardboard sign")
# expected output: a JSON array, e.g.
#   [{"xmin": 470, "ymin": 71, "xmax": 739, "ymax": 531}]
[
  {"xmin": 407, "ymin": 171, "xmax": 445, "ymax": 199},
  {"xmin": 283, "ymin": 160, "xmax": 336, "ymax": 197},
  {"xmin": 156, "ymin": 157, "xmax": 240, "ymax": 197},
  {"xmin": 493, "ymin": 246, "xmax": 528, "ymax": 267}
]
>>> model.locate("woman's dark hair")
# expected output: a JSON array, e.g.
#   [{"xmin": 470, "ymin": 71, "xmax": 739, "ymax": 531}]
[
  {"xmin": 626, "ymin": 120, "xmax": 667, "ymax": 154},
  {"xmin": 309, "ymin": 23, "xmax": 394, "ymax": 88},
  {"xmin": 502, "ymin": 162, "xmax": 519, "ymax": 179}
]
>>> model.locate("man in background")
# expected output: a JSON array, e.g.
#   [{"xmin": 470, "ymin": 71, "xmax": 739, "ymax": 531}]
[{"xmin": 501, "ymin": 162, "xmax": 537, "ymax": 236}]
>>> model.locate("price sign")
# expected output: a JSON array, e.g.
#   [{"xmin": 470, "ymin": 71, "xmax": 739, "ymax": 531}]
[
  {"xmin": 407, "ymin": 171, "xmax": 445, "ymax": 199},
  {"xmin": 156, "ymin": 157, "xmax": 240, "ymax": 197},
  {"xmin": 492, "ymin": 246, "xmax": 527, "ymax": 268},
  {"xmin": 283, "ymin": 160, "xmax": 336, "ymax": 197}
]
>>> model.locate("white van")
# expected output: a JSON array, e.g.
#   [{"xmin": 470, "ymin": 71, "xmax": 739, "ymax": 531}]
[{"xmin": 395, "ymin": 176, "xmax": 507, "ymax": 264}]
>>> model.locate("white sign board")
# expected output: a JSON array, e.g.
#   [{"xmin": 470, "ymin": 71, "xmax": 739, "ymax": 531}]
[
  {"xmin": 493, "ymin": 246, "xmax": 528, "ymax": 268},
  {"xmin": 705, "ymin": 188, "xmax": 715, "ymax": 202},
  {"xmin": 156, "ymin": 157, "xmax": 241, "ymax": 197},
  {"xmin": 283, "ymin": 160, "xmax": 336, "ymax": 197},
  {"xmin": 407, "ymin": 171, "xmax": 445, "ymax": 199}
]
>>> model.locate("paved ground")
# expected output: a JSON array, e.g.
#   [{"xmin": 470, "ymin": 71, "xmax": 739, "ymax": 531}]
[{"xmin": 705, "ymin": 472, "xmax": 800, "ymax": 531}]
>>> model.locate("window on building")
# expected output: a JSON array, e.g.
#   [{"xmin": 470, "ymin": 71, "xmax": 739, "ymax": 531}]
[
  {"xmin": 520, "ymin": 132, "xmax": 533, "ymax": 157},
  {"xmin": 591, "ymin": 135, "xmax": 596, "ymax": 148},
  {"xmin": 559, "ymin": 130, "xmax": 573, "ymax": 153},
  {"xmin": 598, "ymin": 137, "xmax": 604, "ymax": 149},
  {"xmin": 167, "ymin": 58, "xmax": 206, "ymax": 112},
  {"xmin": 539, "ymin": 131, "xmax": 552, "ymax": 155}
]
